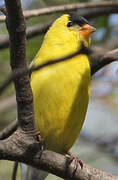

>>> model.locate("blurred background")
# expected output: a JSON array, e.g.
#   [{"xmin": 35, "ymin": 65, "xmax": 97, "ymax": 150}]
[{"xmin": 0, "ymin": 0, "xmax": 118, "ymax": 179}]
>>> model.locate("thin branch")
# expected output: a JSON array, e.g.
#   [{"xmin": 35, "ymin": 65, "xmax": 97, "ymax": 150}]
[
  {"xmin": 90, "ymin": 48, "xmax": 118, "ymax": 75},
  {"xmin": 23, "ymin": 1, "xmax": 118, "ymax": 19},
  {"xmin": 12, "ymin": 161, "xmax": 18, "ymax": 180},
  {"xmin": 0, "ymin": 1, "xmax": 118, "ymax": 22},
  {"xmin": 0, "ymin": 6, "xmax": 118, "ymax": 51},
  {"xmin": 0, "ymin": 46, "xmax": 90, "ymax": 95},
  {"xmin": 0, "ymin": 47, "xmax": 118, "ymax": 95},
  {"xmin": 0, "ymin": 21, "xmax": 53, "ymax": 50},
  {"xmin": 0, "ymin": 120, "xmax": 18, "ymax": 140},
  {"xmin": 80, "ymin": 6, "xmax": 118, "ymax": 19},
  {"xmin": 26, "ymin": 20, "xmax": 53, "ymax": 38},
  {"xmin": 0, "ymin": 7, "xmax": 7, "ymax": 16}
]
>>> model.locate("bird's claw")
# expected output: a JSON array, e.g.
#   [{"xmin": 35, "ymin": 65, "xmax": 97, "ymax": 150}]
[
  {"xmin": 36, "ymin": 132, "xmax": 46, "ymax": 158},
  {"xmin": 66, "ymin": 152, "xmax": 83, "ymax": 177}
]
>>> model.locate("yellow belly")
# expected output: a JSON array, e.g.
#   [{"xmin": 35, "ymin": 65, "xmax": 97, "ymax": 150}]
[{"xmin": 31, "ymin": 54, "xmax": 90, "ymax": 153}]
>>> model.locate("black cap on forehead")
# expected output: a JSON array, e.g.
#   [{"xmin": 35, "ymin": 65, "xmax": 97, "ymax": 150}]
[{"xmin": 69, "ymin": 13, "xmax": 89, "ymax": 26}]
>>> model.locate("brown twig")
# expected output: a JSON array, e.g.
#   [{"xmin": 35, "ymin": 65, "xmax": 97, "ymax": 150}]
[
  {"xmin": 5, "ymin": 0, "xmax": 35, "ymax": 133},
  {"xmin": 90, "ymin": 48, "xmax": 118, "ymax": 75},
  {"xmin": 0, "ymin": 6, "xmax": 118, "ymax": 51},
  {"xmin": 0, "ymin": 7, "xmax": 7, "ymax": 16},
  {"xmin": 26, "ymin": 20, "xmax": 53, "ymax": 38},
  {"xmin": 0, "ymin": 120, "xmax": 18, "ymax": 140},
  {"xmin": 80, "ymin": 6, "xmax": 118, "ymax": 19},
  {"xmin": 0, "ymin": 21, "xmax": 53, "ymax": 50},
  {"xmin": 12, "ymin": 161, "xmax": 18, "ymax": 180},
  {"xmin": 23, "ymin": 1, "xmax": 118, "ymax": 19},
  {"xmin": 0, "ymin": 47, "xmax": 118, "ymax": 95},
  {"xmin": 0, "ymin": 46, "xmax": 90, "ymax": 95},
  {"xmin": 0, "ymin": 1, "xmax": 118, "ymax": 22}
]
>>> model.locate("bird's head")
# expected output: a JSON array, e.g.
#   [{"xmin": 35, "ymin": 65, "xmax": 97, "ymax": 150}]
[
  {"xmin": 46, "ymin": 13, "xmax": 96, "ymax": 48},
  {"xmin": 38, "ymin": 13, "xmax": 96, "ymax": 61},
  {"xmin": 67, "ymin": 13, "xmax": 96, "ymax": 47}
]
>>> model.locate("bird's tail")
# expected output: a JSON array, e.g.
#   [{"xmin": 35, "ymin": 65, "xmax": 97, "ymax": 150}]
[{"xmin": 20, "ymin": 163, "xmax": 49, "ymax": 180}]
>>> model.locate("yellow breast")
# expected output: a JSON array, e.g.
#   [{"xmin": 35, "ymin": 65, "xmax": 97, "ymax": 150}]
[{"xmin": 31, "ymin": 54, "xmax": 90, "ymax": 153}]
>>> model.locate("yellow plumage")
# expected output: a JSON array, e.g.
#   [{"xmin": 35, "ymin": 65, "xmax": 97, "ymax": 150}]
[{"xmin": 31, "ymin": 14, "xmax": 92, "ymax": 154}]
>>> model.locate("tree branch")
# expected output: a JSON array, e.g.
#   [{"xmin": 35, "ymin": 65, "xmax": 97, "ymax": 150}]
[
  {"xmin": 0, "ymin": 4, "xmax": 118, "ymax": 51},
  {"xmin": 0, "ymin": 131, "xmax": 118, "ymax": 180},
  {"xmin": 90, "ymin": 48, "xmax": 118, "ymax": 75},
  {"xmin": 0, "ymin": 47, "xmax": 118, "ymax": 95},
  {"xmin": 0, "ymin": 1, "xmax": 118, "ymax": 22},
  {"xmin": 0, "ymin": 120, "xmax": 18, "ymax": 140},
  {"xmin": 0, "ymin": 21, "xmax": 53, "ymax": 50},
  {"xmin": 5, "ymin": 0, "xmax": 35, "ymax": 134},
  {"xmin": 80, "ymin": 6, "xmax": 118, "ymax": 19},
  {"xmin": 0, "ymin": 46, "xmax": 90, "ymax": 95},
  {"xmin": 12, "ymin": 161, "xmax": 18, "ymax": 180}
]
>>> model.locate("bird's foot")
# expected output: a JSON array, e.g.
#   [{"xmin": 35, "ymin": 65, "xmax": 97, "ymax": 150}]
[
  {"xmin": 37, "ymin": 132, "xmax": 46, "ymax": 153},
  {"xmin": 66, "ymin": 151, "xmax": 83, "ymax": 172}
]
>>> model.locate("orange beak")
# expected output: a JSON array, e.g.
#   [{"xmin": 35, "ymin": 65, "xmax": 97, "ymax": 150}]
[{"xmin": 79, "ymin": 24, "xmax": 96, "ymax": 37}]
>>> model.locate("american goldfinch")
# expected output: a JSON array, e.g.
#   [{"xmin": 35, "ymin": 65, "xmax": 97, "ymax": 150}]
[
  {"xmin": 21, "ymin": 13, "xmax": 95, "ymax": 180},
  {"xmin": 31, "ymin": 13, "xmax": 95, "ymax": 153}
]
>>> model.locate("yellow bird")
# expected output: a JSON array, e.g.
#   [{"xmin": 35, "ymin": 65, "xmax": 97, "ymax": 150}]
[
  {"xmin": 31, "ymin": 13, "xmax": 95, "ymax": 155},
  {"xmin": 21, "ymin": 13, "xmax": 96, "ymax": 180}
]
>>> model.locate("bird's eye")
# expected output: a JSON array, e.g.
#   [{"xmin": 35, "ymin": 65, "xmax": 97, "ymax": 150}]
[{"xmin": 67, "ymin": 21, "xmax": 73, "ymax": 27}]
